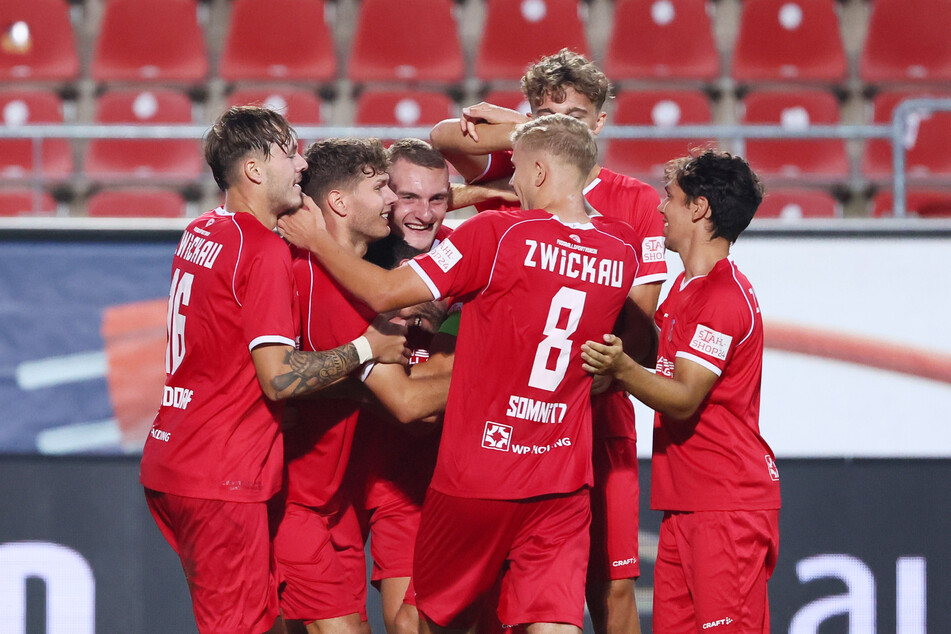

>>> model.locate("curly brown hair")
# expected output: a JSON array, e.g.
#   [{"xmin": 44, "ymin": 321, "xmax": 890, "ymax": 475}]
[
  {"xmin": 301, "ymin": 138, "xmax": 389, "ymax": 202},
  {"xmin": 521, "ymin": 49, "xmax": 613, "ymax": 112}
]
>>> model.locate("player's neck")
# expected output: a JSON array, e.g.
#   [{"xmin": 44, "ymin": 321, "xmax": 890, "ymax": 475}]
[
  {"xmin": 222, "ymin": 190, "xmax": 277, "ymax": 230},
  {"xmin": 325, "ymin": 218, "xmax": 368, "ymax": 257},
  {"xmin": 680, "ymin": 238, "xmax": 731, "ymax": 280},
  {"xmin": 542, "ymin": 191, "xmax": 592, "ymax": 225},
  {"xmin": 584, "ymin": 163, "xmax": 602, "ymax": 187}
]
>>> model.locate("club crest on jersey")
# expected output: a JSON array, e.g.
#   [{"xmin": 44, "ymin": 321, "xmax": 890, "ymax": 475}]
[
  {"xmin": 482, "ymin": 422, "xmax": 512, "ymax": 452},
  {"xmin": 642, "ymin": 237, "xmax": 665, "ymax": 263},
  {"xmin": 430, "ymin": 238, "xmax": 462, "ymax": 273},
  {"xmin": 689, "ymin": 324, "xmax": 732, "ymax": 361},
  {"xmin": 569, "ymin": 233, "xmax": 581, "ymax": 243}
]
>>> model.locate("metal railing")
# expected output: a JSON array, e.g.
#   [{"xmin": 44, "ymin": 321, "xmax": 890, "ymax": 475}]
[{"xmin": 2, "ymin": 98, "xmax": 951, "ymax": 219}]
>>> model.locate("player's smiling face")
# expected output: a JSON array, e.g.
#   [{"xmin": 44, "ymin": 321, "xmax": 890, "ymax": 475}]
[
  {"xmin": 531, "ymin": 86, "xmax": 607, "ymax": 136},
  {"xmin": 264, "ymin": 141, "xmax": 307, "ymax": 217},
  {"xmin": 388, "ymin": 159, "xmax": 450, "ymax": 251},
  {"xmin": 659, "ymin": 179, "xmax": 693, "ymax": 253},
  {"xmin": 348, "ymin": 170, "xmax": 396, "ymax": 243}
]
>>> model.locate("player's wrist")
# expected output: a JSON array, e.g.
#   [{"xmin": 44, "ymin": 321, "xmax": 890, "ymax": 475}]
[{"xmin": 350, "ymin": 335, "xmax": 373, "ymax": 364}]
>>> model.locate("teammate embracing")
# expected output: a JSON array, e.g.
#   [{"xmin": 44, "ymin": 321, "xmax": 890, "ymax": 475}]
[
  {"xmin": 431, "ymin": 49, "xmax": 666, "ymax": 634},
  {"xmin": 279, "ymin": 114, "xmax": 642, "ymax": 634},
  {"xmin": 582, "ymin": 150, "xmax": 780, "ymax": 634}
]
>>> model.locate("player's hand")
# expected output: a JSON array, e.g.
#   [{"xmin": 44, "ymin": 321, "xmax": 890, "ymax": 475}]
[
  {"xmin": 581, "ymin": 334, "xmax": 627, "ymax": 375},
  {"xmin": 363, "ymin": 316, "xmax": 410, "ymax": 366},
  {"xmin": 278, "ymin": 194, "xmax": 325, "ymax": 252},
  {"xmin": 590, "ymin": 373, "xmax": 614, "ymax": 395},
  {"xmin": 459, "ymin": 102, "xmax": 529, "ymax": 142}
]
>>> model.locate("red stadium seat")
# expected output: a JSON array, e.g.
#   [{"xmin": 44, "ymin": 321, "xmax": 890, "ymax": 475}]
[
  {"xmin": 484, "ymin": 90, "xmax": 532, "ymax": 115},
  {"xmin": 85, "ymin": 90, "xmax": 203, "ymax": 181},
  {"xmin": 860, "ymin": 0, "xmax": 951, "ymax": 84},
  {"xmin": 872, "ymin": 190, "xmax": 951, "ymax": 218},
  {"xmin": 862, "ymin": 90, "xmax": 951, "ymax": 180},
  {"xmin": 227, "ymin": 87, "xmax": 323, "ymax": 124},
  {"xmin": 476, "ymin": 0, "xmax": 588, "ymax": 81},
  {"xmin": 92, "ymin": 0, "xmax": 207, "ymax": 82},
  {"xmin": 0, "ymin": 0, "xmax": 78, "ymax": 82},
  {"xmin": 0, "ymin": 188, "xmax": 56, "ymax": 216},
  {"xmin": 355, "ymin": 90, "xmax": 456, "ymax": 127},
  {"xmin": 604, "ymin": 0, "xmax": 718, "ymax": 82},
  {"xmin": 87, "ymin": 189, "xmax": 187, "ymax": 218},
  {"xmin": 756, "ymin": 189, "xmax": 839, "ymax": 219},
  {"xmin": 732, "ymin": 0, "xmax": 846, "ymax": 83},
  {"xmin": 0, "ymin": 89, "xmax": 72, "ymax": 178},
  {"xmin": 220, "ymin": 0, "xmax": 335, "ymax": 82},
  {"xmin": 740, "ymin": 89, "xmax": 849, "ymax": 181},
  {"xmin": 349, "ymin": 0, "xmax": 464, "ymax": 83},
  {"xmin": 603, "ymin": 90, "xmax": 714, "ymax": 181}
]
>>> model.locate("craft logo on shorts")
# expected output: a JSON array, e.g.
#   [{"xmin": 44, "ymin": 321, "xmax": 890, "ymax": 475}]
[
  {"xmin": 482, "ymin": 421, "xmax": 512, "ymax": 452},
  {"xmin": 430, "ymin": 238, "xmax": 462, "ymax": 273},
  {"xmin": 765, "ymin": 455, "xmax": 780, "ymax": 481},
  {"xmin": 702, "ymin": 617, "xmax": 733, "ymax": 629},
  {"xmin": 642, "ymin": 237, "xmax": 665, "ymax": 263},
  {"xmin": 689, "ymin": 324, "xmax": 732, "ymax": 361}
]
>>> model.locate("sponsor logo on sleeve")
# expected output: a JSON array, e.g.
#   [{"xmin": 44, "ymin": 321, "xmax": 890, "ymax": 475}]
[
  {"xmin": 642, "ymin": 237, "xmax": 665, "ymax": 263},
  {"xmin": 482, "ymin": 422, "xmax": 512, "ymax": 451},
  {"xmin": 766, "ymin": 455, "xmax": 780, "ymax": 481},
  {"xmin": 689, "ymin": 324, "xmax": 732, "ymax": 361},
  {"xmin": 430, "ymin": 238, "xmax": 462, "ymax": 273}
]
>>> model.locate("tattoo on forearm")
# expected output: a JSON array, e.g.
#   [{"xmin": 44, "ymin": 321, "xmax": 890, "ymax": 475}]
[{"xmin": 272, "ymin": 344, "xmax": 360, "ymax": 396}]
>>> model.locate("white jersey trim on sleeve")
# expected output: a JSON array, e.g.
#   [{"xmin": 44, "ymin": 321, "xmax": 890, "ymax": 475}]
[
  {"xmin": 675, "ymin": 351, "xmax": 722, "ymax": 376},
  {"xmin": 359, "ymin": 361, "xmax": 376, "ymax": 382},
  {"xmin": 632, "ymin": 272, "xmax": 668, "ymax": 287},
  {"xmin": 248, "ymin": 335, "xmax": 296, "ymax": 352},
  {"xmin": 407, "ymin": 259, "xmax": 443, "ymax": 300},
  {"xmin": 470, "ymin": 153, "xmax": 494, "ymax": 184}
]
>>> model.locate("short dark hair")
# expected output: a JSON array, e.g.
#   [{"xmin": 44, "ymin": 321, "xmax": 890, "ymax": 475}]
[
  {"xmin": 387, "ymin": 138, "xmax": 448, "ymax": 171},
  {"xmin": 521, "ymin": 48, "xmax": 613, "ymax": 112},
  {"xmin": 665, "ymin": 149, "xmax": 765, "ymax": 242},
  {"xmin": 365, "ymin": 233, "xmax": 427, "ymax": 270},
  {"xmin": 204, "ymin": 106, "xmax": 297, "ymax": 192},
  {"xmin": 301, "ymin": 138, "xmax": 389, "ymax": 202},
  {"xmin": 512, "ymin": 113, "xmax": 598, "ymax": 178}
]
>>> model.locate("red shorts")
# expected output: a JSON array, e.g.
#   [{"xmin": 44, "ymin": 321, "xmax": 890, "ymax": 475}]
[
  {"xmin": 273, "ymin": 502, "xmax": 367, "ymax": 622},
  {"xmin": 589, "ymin": 435, "xmax": 640, "ymax": 581},
  {"xmin": 368, "ymin": 493, "xmax": 422, "ymax": 585},
  {"xmin": 414, "ymin": 488, "xmax": 590, "ymax": 629},
  {"xmin": 144, "ymin": 488, "xmax": 280, "ymax": 634},
  {"xmin": 653, "ymin": 510, "xmax": 780, "ymax": 634}
]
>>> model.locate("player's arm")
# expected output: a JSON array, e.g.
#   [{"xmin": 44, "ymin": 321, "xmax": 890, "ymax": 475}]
[
  {"xmin": 430, "ymin": 103, "xmax": 527, "ymax": 182},
  {"xmin": 618, "ymin": 282, "xmax": 662, "ymax": 366},
  {"xmin": 363, "ymin": 364, "xmax": 450, "ymax": 424},
  {"xmin": 251, "ymin": 318, "xmax": 408, "ymax": 402},
  {"xmin": 449, "ymin": 180, "xmax": 518, "ymax": 210},
  {"xmin": 581, "ymin": 334, "xmax": 718, "ymax": 420},
  {"xmin": 278, "ymin": 197, "xmax": 434, "ymax": 313}
]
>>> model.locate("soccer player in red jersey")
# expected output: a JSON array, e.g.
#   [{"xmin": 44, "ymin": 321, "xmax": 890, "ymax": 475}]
[
  {"xmin": 431, "ymin": 49, "xmax": 665, "ymax": 634},
  {"xmin": 354, "ymin": 138, "xmax": 455, "ymax": 634},
  {"xmin": 279, "ymin": 114, "xmax": 642, "ymax": 634},
  {"xmin": 278, "ymin": 138, "xmax": 450, "ymax": 634},
  {"xmin": 582, "ymin": 150, "xmax": 781, "ymax": 634},
  {"xmin": 139, "ymin": 107, "xmax": 408, "ymax": 634}
]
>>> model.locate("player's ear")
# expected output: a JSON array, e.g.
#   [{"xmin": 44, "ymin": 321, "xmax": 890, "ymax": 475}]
[
  {"xmin": 244, "ymin": 156, "xmax": 264, "ymax": 185},
  {"xmin": 327, "ymin": 189, "xmax": 348, "ymax": 217},
  {"xmin": 534, "ymin": 160, "xmax": 546, "ymax": 187},
  {"xmin": 593, "ymin": 111, "xmax": 607, "ymax": 135},
  {"xmin": 691, "ymin": 196, "xmax": 711, "ymax": 222}
]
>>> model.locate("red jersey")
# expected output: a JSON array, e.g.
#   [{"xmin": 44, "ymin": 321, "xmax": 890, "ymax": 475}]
[
  {"xmin": 650, "ymin": 258, "xmax": 781, "ymax": 512},
  {"xmin": 409, "ymin": 209, "xmax": 640, "ymax": 499},
  {"xmin": 140, "ymin": 208, "xmax": 298, "ymax": 503},
  {"xmin": 349, "ymin": 226, "xmax": 454, "ymax": 512},
  {"xmin": 283, "ymin": 251, "xmax": 375, "ymax": 510}
]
